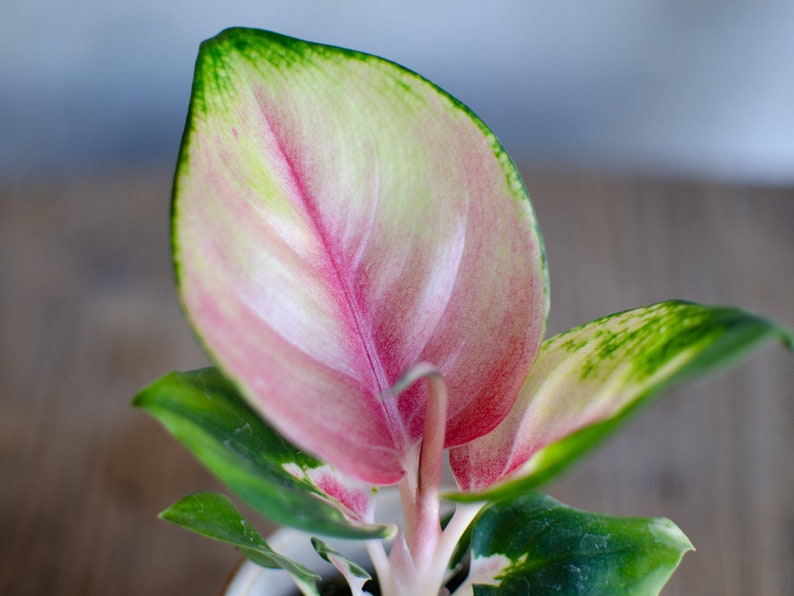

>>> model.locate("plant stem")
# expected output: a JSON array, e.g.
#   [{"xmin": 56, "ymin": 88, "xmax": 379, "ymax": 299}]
[
  {"xmin": 411, "ymin": 372, "xmax": 447, "ymax": 565},
  {"xmin": 433, "ymin": 501, "xmax": 483, "ymax": 579},
  {"xmin": 366, "ymin": 539, "xmax": 391, "ymax": 592},
  {"xmin": 383, "ymin": 365, "xmax": 485, "ymax": 595},
  {"xmin": 387, "ymin": 365, "xmax": 457, "ymax": 594}
]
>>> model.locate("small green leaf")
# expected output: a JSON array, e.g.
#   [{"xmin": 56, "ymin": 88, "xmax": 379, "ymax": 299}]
[
  {"xmin": 311, "ymin": 537, "xmax": 371, "ymax": 594},
  {"xmin": 134, "ymin": 367, "xmax": 393, "ymax": 539},
  {"xmin": 161, "ymin": 492, "xmax": 320, "ymax": 596},
  {"xmin": 450, "ymin": 301, "xmax": 792, "ymax": 500},
  {"xmin": 465, "ymin": 493, "xmax": 693, "ymax": 595}
]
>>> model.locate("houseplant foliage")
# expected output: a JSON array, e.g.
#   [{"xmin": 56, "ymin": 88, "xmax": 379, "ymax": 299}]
[{"xmin": 135, "ymin": 28, "xmax": 793, "ymax": 595}]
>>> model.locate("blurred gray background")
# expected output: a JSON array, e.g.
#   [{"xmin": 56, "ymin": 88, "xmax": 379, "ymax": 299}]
[
  {"xmin": 3, "ymin": 3, "xmax": 794, "ymax": 595},
  {"xmin": 2, "ymin": 0, "xmax": 793, "ymax": 183}
]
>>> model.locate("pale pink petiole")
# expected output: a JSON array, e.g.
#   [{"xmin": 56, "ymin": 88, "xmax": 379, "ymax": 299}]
[
  {"xmin": 412, "ymin": 368, "xmax": 447, "ymax": 563},
  {"xmin": 379, "ymin": 364, "xmax": 485, "ymax": 594}
]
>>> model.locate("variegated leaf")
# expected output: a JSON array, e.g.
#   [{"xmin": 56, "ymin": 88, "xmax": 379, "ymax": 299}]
[
  {"xmin": 450, "ymin": 301, "xmax": 792, "ymax": 498},
  {"xmin": 460, "ymin": 492, "xmax": 692, "ymax": 595},
  {"xmin": 135, "ymin": 367, "xmax": 392, "ymax": 539},
  {"xmin": 173, "ymin": 28, "xmax": 548, "ymax": 484}
]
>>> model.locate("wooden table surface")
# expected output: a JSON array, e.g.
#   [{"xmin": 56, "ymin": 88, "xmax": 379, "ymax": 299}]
[{"xmin": 2, "ymin": 166, "xmax": 792, "ymax": 595}]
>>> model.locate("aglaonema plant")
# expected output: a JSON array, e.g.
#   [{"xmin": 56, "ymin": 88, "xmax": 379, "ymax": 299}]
[{"xmin": 134, "ymin": 28, "xmax": 793, "ymax": 595}]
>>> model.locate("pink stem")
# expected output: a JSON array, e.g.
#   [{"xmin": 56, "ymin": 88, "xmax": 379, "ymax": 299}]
[
  {"xmin": 409, "ymin": 370, "xmax": 448, "ymax": 564},
  {"xmin": 388, "ymin": 363, "xmax": 449, "ymax": 591}
]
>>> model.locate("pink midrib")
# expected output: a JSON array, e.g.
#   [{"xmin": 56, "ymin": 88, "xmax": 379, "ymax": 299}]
[{"xmin": 260, "ymin": 109, "xmax": 408, "ymax": 456}]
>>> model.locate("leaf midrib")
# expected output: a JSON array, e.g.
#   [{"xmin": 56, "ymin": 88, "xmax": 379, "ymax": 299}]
[{"xmin": 256, "ymin": 101, "xmax": 407, "ymax": 454}]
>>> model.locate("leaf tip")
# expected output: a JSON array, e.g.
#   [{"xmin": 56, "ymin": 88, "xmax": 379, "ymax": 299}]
[
  {"xmin": 649, "ymin": 517, "xmax": 695, "ymax": 554},
  {"xmin": 377, "ymin": 522, "xmax": 399, "ymax": 540}
]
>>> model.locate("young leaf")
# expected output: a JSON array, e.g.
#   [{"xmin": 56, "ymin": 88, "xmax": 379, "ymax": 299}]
[
  {"xmin": 161, "ymin": 492, "xmax": 321, "ymax": 596},
  {"xmin": 460, "ymin": 493, "xmax": 693, "ymax": 595},
  {"xmin": 173, "ymin": 27, "xmax": 548, "ymax": 484},
  {"xmin": 311, "ymin": 537, "xmax": 371, "ymax": 595},
  {"xmin": 450, "ymin": 301, "xmax": 792, "ymax": 498},
  {"xmin": 134, "ymin": 367, "xmax": 393, "ymax": 539}
]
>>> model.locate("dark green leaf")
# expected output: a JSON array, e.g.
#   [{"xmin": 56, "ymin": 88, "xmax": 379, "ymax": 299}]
[
  {"xmin": 134, "ymin": 367, "xmax": 393, "ymax": 539},
  {"xmin": 466, "ymin": 493, "xmax": 693, "ymax": 595}
]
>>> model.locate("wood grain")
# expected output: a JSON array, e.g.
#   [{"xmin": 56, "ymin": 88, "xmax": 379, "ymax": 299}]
[{"xmin": 1, "ymin": 167, "xmax": 791, "ymax": 595}]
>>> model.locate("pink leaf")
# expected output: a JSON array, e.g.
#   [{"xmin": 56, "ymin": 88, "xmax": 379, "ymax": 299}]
[
  {"xmin": 450, "ymin": 301, "xmax": 790, "ymax": 493},
  {"xmin": 174, "ymin": 29, "xmax": 547, "ymax": 484}
]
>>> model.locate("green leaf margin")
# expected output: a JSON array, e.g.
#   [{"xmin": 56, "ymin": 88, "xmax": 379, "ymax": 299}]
[
  {"xmin": 134, "ymin": 367, "xmax": 393, "ymax": 539},
  {"xmin": 449, "ymin": 302, "xmax": 792, "ymax": 503}
]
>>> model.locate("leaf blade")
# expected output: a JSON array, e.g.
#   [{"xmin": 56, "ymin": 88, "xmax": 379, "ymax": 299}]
[
  {"xmin": 134, "ymin": 367, "xmax": 392, "ymax": 539},
  {"xmin": 174, "ymin": 28, "xmax": 548, "ymax": 483},
  {"xmin": 160, "ymin": 492, "xmax": 321, "ymax": 596},
  {"xmin": 463, "ymin": 493, "xmax": 693, "ymax": 595},
  {"xmin": 450, "ymin": 301, "xmax": 792, "ymax": 498}
]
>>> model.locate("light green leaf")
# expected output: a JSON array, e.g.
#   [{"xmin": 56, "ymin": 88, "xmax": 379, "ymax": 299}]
[
  {"xmin": 463, "ymin": 492, "xmax": 693, "ymax": 595},
  {"xmin": 161, "ymin": 492, "xmax": 320, "ymax": 596},
  {"xmin": 450, "ymin": 301, "xmax": 792, "ymax": 499},
  {"xmin": 134, "ymin": 367, "xmax": 393, "ymax": 539},
  {"xmin": 311, "ymin": 537, "xmax": 371, "ymax": 594}
]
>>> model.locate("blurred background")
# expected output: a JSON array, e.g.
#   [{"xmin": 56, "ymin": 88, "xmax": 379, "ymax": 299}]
[
  {"xmin": 3, "ymin": 0, "xmax": 794, "ymax": 183},
  {"xmin": 2, "ymin": 2, "xmax": 793, "ymax": 595}
]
